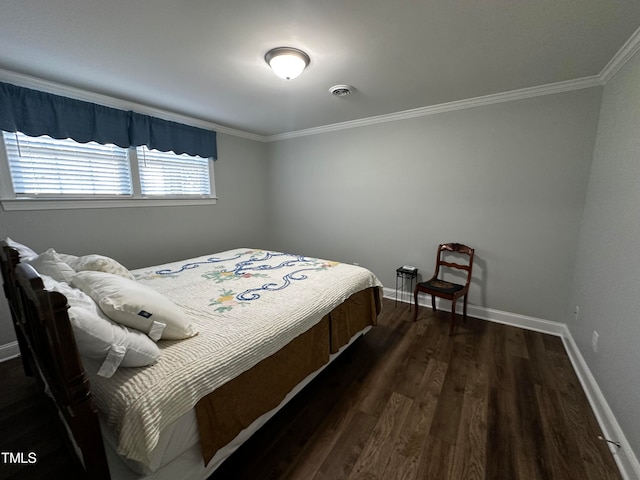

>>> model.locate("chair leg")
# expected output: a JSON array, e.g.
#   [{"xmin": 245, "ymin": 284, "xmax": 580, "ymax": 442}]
[
  {"xmin": 449, "ymin": 300, "xmax": 456, "ymax": 336},
  {"xmin": 413, "ymin": 288, "xmax": 419, "ymax": 322},
  {"xmin": 431, "ymin": 294, "xmax": 437, "ymax": 312},
  {"xmin": 463, "ymin": 294, "xmax": 468, "ymax": 323}
]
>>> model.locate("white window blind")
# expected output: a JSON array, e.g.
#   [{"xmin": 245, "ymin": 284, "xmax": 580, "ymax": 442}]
[
  {"xmin": 137, "ymin": 146, "xmax": 211, "ymax": 197},
  {"xmin": 0, "ymin": 131, "xmax": 216, "ymax": 210},
  {"xmin": 2, "ymin": 132, "xmax": 132, "ymax": 197}
]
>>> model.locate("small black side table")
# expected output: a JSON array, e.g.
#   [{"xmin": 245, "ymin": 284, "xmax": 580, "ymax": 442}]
[{"xmin": 395, "ymin": 266, "xmax": 418, "ymax": 310}]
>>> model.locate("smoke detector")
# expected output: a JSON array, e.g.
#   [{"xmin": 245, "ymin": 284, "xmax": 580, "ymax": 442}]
[{"xmin": 329, "ymin": 85, "xmax": 353, "ymax": 97}]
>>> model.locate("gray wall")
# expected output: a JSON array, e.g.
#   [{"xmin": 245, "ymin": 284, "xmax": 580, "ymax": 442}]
[
  {"xmin": 0, "ymin": 133, "xmax": 269, "ymax": 345},
  {"xmin": 1, "ymin": 66, "xmax": 637, "ymax": 471},
  {"xmin": 265, "ymin": 88, "xmax": 602, "ymax": 323},
  {"xmin": 569, "ymin": 50, "xmax": 640, "ymax": 461}
]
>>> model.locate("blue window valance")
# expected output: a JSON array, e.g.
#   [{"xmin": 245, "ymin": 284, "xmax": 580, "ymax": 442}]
[{"xmin": 0, "ymin": 81, "xmax": 217, "ymax": 159}]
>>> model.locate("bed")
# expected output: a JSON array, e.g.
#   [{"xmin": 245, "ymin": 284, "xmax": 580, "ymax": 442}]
[{"xmin": 0, "ymin": 241, "xmax": 382, "ymax": 479}]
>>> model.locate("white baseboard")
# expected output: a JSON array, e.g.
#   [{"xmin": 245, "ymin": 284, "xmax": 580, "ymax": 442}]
[
  {"xmin": 383, "ymin": 287, "xmax": 567, "ymax": 335},
  {"xmin": 383, "ymin": 288, "xmax": 639, "ymax": 480},
  {"xmin": 0, "ymin": 341, "xmax": 19, "ymax": 363},
  {"xmin": 561, "ymin": 331, "xmax": 640, "ymax": 480}
]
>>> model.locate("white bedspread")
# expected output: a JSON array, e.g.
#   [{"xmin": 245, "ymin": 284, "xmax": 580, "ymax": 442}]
[{"xmin": 85, "ymin": 248, "xmax": 382, "ymax": 468}]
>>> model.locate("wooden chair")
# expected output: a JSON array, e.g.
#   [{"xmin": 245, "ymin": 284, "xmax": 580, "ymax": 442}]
[{"xmin": 413, "ymin": 243, "xmax": 475, "ymax": 335}]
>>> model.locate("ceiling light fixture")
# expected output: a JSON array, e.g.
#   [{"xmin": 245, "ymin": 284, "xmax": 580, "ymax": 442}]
[{"xmin": 265, "ymin": 47, "xmax": 310, "ymax": 80}]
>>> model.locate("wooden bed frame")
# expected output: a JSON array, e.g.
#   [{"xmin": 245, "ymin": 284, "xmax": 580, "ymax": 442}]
[
  {"xmin": 0, "ymin": 242, "xmax": 110, "ymax": 479},
  {"xmin": 0, "ymin": 242, "xmax": 381, "ymax": 479}
]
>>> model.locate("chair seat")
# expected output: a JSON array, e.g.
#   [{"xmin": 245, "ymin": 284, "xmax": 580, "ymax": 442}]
[{"xmin": 418, "ymin": 278, "xmax": 464, "ymax": 295}]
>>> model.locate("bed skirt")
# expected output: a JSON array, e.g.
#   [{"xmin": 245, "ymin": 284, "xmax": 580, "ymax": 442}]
[{"xmin": 195, "ymin": 286, "xmax": 380, "ymax": 465}]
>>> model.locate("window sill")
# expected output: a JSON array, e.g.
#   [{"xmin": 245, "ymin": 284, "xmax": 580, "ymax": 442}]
[{"xmin": 1, "ymin": 197, "xmax": 218, "ymax": 211}]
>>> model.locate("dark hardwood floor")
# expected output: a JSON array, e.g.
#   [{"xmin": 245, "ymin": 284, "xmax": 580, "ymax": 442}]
[
  {"xmin": 0, "ymin": 352, "xmax": 84, "ymax": 479},
  {"xmin": 0, "ymin": 298, "xmax": 622, "ymax": 479}
]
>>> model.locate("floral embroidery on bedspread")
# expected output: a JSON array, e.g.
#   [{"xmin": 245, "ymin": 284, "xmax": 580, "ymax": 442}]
[
  {"xmin": 209, "ymin": 289, "xmax": 247, "ymax": 312},
  {"xmin": 135, "ymin": 249, "xmax": 341, "ymax": 312},
  {"xmin": 208, "ymin": 251, "xmax": 339, "ymax": 306}
]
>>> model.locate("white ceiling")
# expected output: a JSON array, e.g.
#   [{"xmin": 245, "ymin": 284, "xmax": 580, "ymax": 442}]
[{"xmin": 1, "ymin": 0, "xmax": 639, "ymax": 137}]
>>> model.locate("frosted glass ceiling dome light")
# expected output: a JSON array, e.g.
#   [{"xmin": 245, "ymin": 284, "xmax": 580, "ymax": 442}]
[{"xmin": 265, "ymin": 47, "xmax": 310, "ymax": 80}]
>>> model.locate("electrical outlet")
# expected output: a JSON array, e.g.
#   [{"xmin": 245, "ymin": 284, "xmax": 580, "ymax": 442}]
[
  {"xmin": 591, "ymin": 331, "xmax": 599, "ymax": 352},
  {"xmin": 574, "ymin": 305, "xmax": 580, "ymax": 321}
]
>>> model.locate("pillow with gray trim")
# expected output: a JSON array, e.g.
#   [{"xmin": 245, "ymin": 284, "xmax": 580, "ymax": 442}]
[{"xmin": 72, "ymin": 270, "xmax": 197, "ymax": 341}]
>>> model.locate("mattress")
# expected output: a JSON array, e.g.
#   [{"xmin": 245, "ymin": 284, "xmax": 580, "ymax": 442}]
[{"xmin": 83, "ymin": 248, "xmax": 382, "ymax": 469}]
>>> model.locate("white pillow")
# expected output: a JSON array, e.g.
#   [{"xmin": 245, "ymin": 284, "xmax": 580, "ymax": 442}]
[
  {"xmin": 25, "ymin": 248, "xmax": 76, "ymax": 283},
  {"xmin": 41, "ymin": 276, "xmax": 161, "ymax": 378},
  {"xmin": 68, "ymin": 254, "xmax": 135, "ymax": 280},
  {"xmin": 71, "ymin": 271, "xmax": 197, "ymax": 341},
  {"xmin": 4, "ymin": 237, "xmax": 38, "ymax": 261},
  {"xmin": 57, "ymin": 252, "xmax": 79, "ymax": 265}
]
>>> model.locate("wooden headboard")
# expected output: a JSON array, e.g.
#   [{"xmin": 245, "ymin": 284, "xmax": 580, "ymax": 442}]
[{"xmin": 0, "ymin": 242, "xmax": 110, "ymax": 479}]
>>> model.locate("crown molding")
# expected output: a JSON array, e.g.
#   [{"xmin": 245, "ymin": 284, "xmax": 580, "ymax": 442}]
[
  {"xmin": 265, "ymin": 75, "xmax": 603, "ymax": 142},
  {"xmin": 265, "ymin": 26, "xmax": 639, "ymax": 142},
  {"xmin": 0, "ymin": 68, "xmax": 264, "ymax": 142},
  {"xmin": 599, "ymin": 25, "xmax": 640, "ymax": 84},
  {"xmin": 4, "ymin": 23, "xmax": 638, "ymax": 146}
]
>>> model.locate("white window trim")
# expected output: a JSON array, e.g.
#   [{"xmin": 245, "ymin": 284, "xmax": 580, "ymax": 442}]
[
  {"xmin": 0, "ymin": 197, "xmax": 218, "ymax": 211},
  {"xmin": 0, "ymin": 135, "xmax": 217, "ymax": 211}
]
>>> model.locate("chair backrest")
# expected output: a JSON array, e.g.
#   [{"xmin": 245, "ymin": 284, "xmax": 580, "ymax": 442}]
[{"xmin": 433, "ymin": 243, "xmax": 475, "ymax": 286}]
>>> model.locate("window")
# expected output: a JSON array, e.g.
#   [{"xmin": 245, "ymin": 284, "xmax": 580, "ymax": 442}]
[
  {"xmin": 137, "ymin": 146, "xmax": 211, "ymax": 197},
  {"xmin": 0, "ymin": 131, "xmax": 216, "ymax": 210},
  {"xmin": 3, "ymin": 132, "xmax": 132, "ymax": 197}
]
